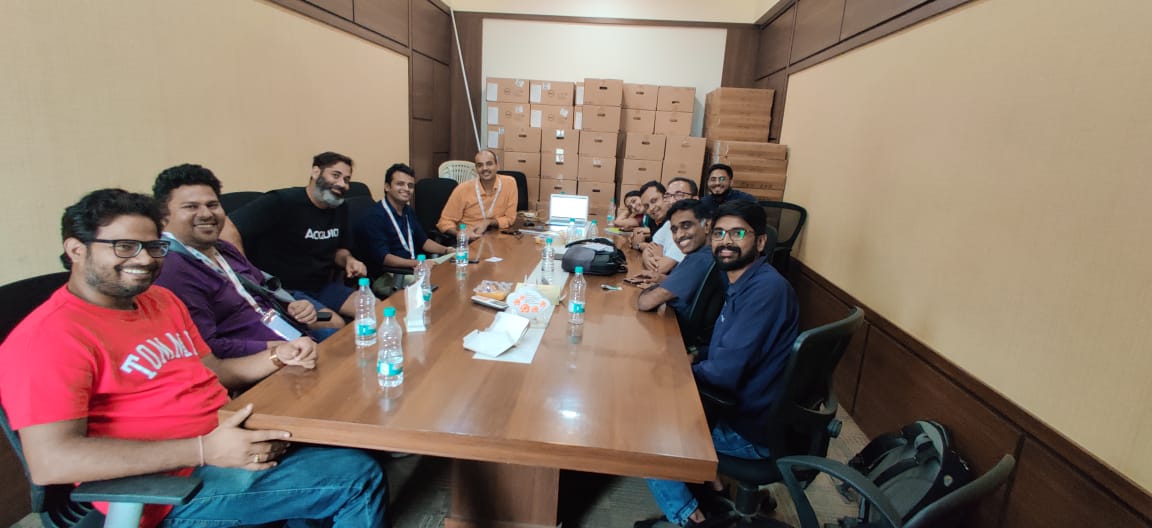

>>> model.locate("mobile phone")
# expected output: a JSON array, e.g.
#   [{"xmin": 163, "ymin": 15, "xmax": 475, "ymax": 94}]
[
  {"xmin": 315, "ymin": 311, "xmax": 334, "ymax": 322},
  {"xmin": 623, "ymin": 277, "xmax": 645, "ymax": 285},
  {"xmin": 468, "ymin": 258, "xmax": 481, "ymax": 264},
  {"xmin": 471, "ymin": 295, "xmax": 509, "ymax": 310}
]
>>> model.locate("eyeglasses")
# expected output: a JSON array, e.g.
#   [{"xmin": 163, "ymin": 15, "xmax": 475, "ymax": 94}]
[
  {"xmin": 707, "ymin": 176, "xmax": 728, "ymax": 183},
  {"xmin": 91, "ymin": 239, "xmax": 171, "ymax": 258},
  {"xmin": 663, "ymin": 191, "xmax": 692, "ymax": 201},
  {"xmin": 711, "ymin": 228, "xmax": 749, "ymax": 241}
]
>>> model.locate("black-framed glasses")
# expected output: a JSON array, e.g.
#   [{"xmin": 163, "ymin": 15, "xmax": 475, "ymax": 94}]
[
  {"xmin": 707, "ymin": 176, "xmax": 728, "ymax": 183},
  {"xmin": 90, "ymin": 239, "xmax": 171, "ymax": 258},
  {"xmin": 711, "ymin": 228, "xmax": 749, "ymax": 241},
  {"xmin": 663, "ymin": 191, "xmax": 692, "ymax": 201}
]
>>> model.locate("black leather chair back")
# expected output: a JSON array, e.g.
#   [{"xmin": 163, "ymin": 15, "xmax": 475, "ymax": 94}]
[
  {"xmin": 759, "ymin": 200, "xmax": 807, "ymax": 273},
  {"xmin": 498, "ymin": 170, "xmax": 530, "ymax": 211},
  {"xmin": 346, "ymin": 181, "xmax": 373, "ymax": 200},
  {"xmin": 677, "ymin": 261, "xmax": 725, "ymax": 350},
  {"xmin": 219, "ymin": 191, "xmax": 264, "ymax": 215},
  {"xmin": 413, "ymin": 178, "xmax": 458, "ymax": 237}
]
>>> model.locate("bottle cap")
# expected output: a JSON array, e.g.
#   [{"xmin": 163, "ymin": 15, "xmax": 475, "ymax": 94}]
[
  {"xmin": 590, "ymin": 220, "xmax": 597, "ymax": 225},
  {"xmin": 546, "ymin": 237, "xmax": 553, "ymax": 244},
  {"xmin": 417, "ymin": 254, "xmax": 426, "ymax": 261},
  {"xmin": 575, "ymin": 266, "xmax": 584, "ymax": 274},
  {"xmin": 459, "ymin": 223, "xmax": 466, "ymax": 230},
  {"xmin": 358, "ymin": 277, "xmax": 370, "ymax": 287},
  {"xmin": 383, "ymin": 307, "xmax": 397, "ymax": 317}
]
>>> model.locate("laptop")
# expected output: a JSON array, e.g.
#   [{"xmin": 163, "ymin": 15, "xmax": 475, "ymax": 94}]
[{"xmin": 546, "ymin": 193, "xmax": 590, "ymax": 227}]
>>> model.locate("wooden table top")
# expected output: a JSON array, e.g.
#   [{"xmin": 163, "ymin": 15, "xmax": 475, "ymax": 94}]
[{"xmin": 222, "ymin": 232, "xmax": 717, "ymax": 482}]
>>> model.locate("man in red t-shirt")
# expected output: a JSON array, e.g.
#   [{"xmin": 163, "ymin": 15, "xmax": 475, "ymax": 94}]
[{"xmin": 0, "ymin": 189, "xmax": 389, "ymax": 527}]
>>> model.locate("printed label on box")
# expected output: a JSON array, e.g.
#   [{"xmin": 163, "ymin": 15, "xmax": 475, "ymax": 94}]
[
  {"xmin": 487, "ymin": 83, "xmax": 498, "ymax": 102},
  {"xmin": 487, "ymin": 130, "xmax": 501, "ymax": 149},
  {"xmin": 530, "ymin": 85, "xmax": 542, "ymax": 103},
  {"xmin": 488, "ymin": 106, "xmax": 499, "ymax": 125},
  {"xmin": 530, "ymin": 110, "xmax": 543, "ymax": 128}
]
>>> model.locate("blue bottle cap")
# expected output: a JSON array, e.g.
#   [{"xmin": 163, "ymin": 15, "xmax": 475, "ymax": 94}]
[
  {"xmin": 575, "ymin": 266, "xmax": 584, "ymax": 274},
  {"xmin": 383, "ymin": 307, "xmax": 396, "ymax": 317},
  {"xmin": 417, "ymin": 254, "xmax": 426, "ymax": 261},
  {"xmin": 358, "ymin": 277, "xmax": 370, "ymax": 287},
  {"xmin": 546, "ymin": 237, "xmax": 553, "ymax": 244}
]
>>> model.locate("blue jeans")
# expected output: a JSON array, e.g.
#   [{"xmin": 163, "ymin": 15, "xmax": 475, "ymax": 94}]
[
  {"xmin": 645, "ymin": 422, "xmax": 770, "ymax": 526},
  {"xmin": 160, "ymin": 446, "xmax": 389, "ymax": 527}
]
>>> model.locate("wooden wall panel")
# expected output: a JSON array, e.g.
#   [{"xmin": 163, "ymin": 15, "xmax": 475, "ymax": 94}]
[
  {"xmin": 432, "ymin": 59, "xmax": 451, "ymax": 153},
  {"xmin": 1003, "ymin": 439, "xmax": 1151, "ymax": 528},
  {"xmin": 840, "ymin": 0, "xmax": 927, "ymax": 39},
  {"xmin": 307, "ymin": 0, "xmax": 354, "ymax": 20},
  {"xmin": 791, "ymin": 269, "xmax": 865, "ymax": 412},
  {"xmin": 757, "ymin": 6, "xmax": 795, "ymax": 78},
  {"xmin": 412, "ymin": 52, "xmax": 436, "ymax": 120},
  {"xmin": 410, "ymin": 118, "xmax": 436, "ymax": 180},
  {"xmin": 722, "ymin": 25, "xmax": 760, "ymax": 88},
  {"xmin": 355, "ymin": 0, "xmax": 410, "ymax": 45},
  {"xmin": 790, "ymin": 0, "xmax": 846, "ymax": 63},
  {"xmin": 412, "ymin": 0, "xmax": 451, "ymax": 64},
  {"xmin": 449, "ymin": 12, "xmax": 483, "ymax": 161},
  {"xmin": 755, "ymin": 69, "xmax": 788, "ymax": 142}
]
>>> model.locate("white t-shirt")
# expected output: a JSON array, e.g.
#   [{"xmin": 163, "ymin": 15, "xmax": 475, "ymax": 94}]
[{"xmin": 652, "ymin": 222, "xmax": 686, "ymax": 262}]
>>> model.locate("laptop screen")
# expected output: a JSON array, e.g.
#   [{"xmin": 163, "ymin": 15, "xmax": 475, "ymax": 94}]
[{"xmin": 549, "ymin": 194, "xmax": 589, "ymax": 222}]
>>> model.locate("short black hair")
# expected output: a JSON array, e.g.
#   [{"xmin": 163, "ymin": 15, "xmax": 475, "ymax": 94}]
[
  {"xmin": 153, "ymin": 164, "xmax": 222, "ymax": 210},
  {"xmin": 639, "ymin": 180, "xmax": 666, "ymax": 196},
  {"xmin": 62, "ymin": 188, "xmax": 164, "ymax": 244},
  {"xmin": 665, "ymin": 199, "xmax": 711, "ymax": 223},
  {"xmin": 313, "ymin": 151, "xmax": 353, "ymax": 171},
  {"xmin": 713, "ymin": 200, "xmax": 767, "ymax": 238},
  {"xmin": 624, "ymin": 190, "xmax": 642, "ymax": 200},
  {"xmin": 385, "ymin": 163, "xmax": 415, "ymax": 185},
  {"xmin": 666, "ymin": 177, "xmax": 699, "ymax": 196},
  {"xmin": 706, "ymin": 163, "xmax": 734, "ymax": 180}
]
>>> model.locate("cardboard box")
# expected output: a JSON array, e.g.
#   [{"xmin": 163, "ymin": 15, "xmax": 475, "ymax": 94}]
[
  {"xmin": 618, "ymin": 158, "xmax": 664, "ymax": 186},
  {"xmin": 540, "ymin": 128, "xmax": 579, "ymax": 155},
  {"xmin": 530, "ymin": 104, "xmax": 575, "ymax": 130},
  {"xmin": 503, "ymin": 151, "xmax": 541, "ymax": 179},
  {"xmin": 621, "ymin": 133, "xmax": 667, "ymax": 162},
  {"xmin": 540, "ymin": 178, "xmax": 578, "ymax": 197},
  {"xmin": 702, "ymin": 115, "xmax": 771, "ymax": 142},
  {"xmin": 619, "ymin": 183, "xmax": 643, "ymax": 198},
  {"xmin": 654, "ymin": 111, "xmax": 693, "ymax": 136},
  {"xmin": 540, "ymin": 149, "xmax": 578, "ymax": 180},
  {"xmin": 578, "ymin": 180, "xmax": 615, "ymax": 212},
  {"xmin": 504, "ymin": 127, "xmax": 542, "ymax": 153},
  {"xmin": 657, "ymin": 86, "xmax": 696, "ymax": 113},
  {"xmin": 702, "ymin": 87, "xmax": 773, "ymax": 141},
  {"xmin": 529, "ymin": 80, "xmax": 575, "ymax": 106},
  {"xmin": 621, "ymin": 109, "xmax": 656, "ymax": 134},
  {"xmin": 575, "ymin": 82, "xmax": 584, "ymax": 105},
  {"xmin": 576, "ymin": 105, "xmax": 622, "ymax": 133},
  {"xmin": 485, "ymin": 78, "xmax": 529, "ymax": 103},
  {"xmin": 622, "ymin": 83, "xmax": 659, "ymax": 110},
  {"xmin": 582, "ymin": 78, "xmax": 624, "ymax": 106},
  {"xmin": 487, "ymin": 102, "xmax": 530, "ymax": 127},
  {"xmin": 577, "ymin": 155, "xmax": 616, "ymax": 183},
  {"xmin": 662, "ymin": 136, "xmax": 706, "ymax": 182},
  {"xmin": 484, "ymin": 125, "xmax": 506, "ymax": 150},
  {"xmin": 524, "ymin": 175, "xmax": 541, "ymax": 203},
  {"xmin": 578, "ymin": 131, "xmax": 618, "ymax": 158},
  {"xmin": 706, "ymin": 140, "xmax": 789, "ymax": 191}
]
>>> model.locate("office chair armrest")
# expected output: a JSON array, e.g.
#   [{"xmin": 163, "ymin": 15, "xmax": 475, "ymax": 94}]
[
  {"xmin": 777, "ymin": 455, "xmax": 903, "ymax": 528},
  {"xmin": 697, "ymin": 383, "xmax": 737, "ymax": 409},
  {"xmin": 379, "ymin": 266, "xmax": 414, "ymax": 276},
  {"xmin": 72, "ymin": 474, "xmax": 203, "ymax": 506}
]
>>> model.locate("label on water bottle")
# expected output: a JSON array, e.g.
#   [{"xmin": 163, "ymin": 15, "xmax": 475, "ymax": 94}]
[
  {"xmin": 356, "ymin": 322, "xmax": 377, "ymax": 337},
  {"xmin": 379, "ymin": 360, "xmax": 403, "ymax": 377},
  {"xmin": 570, "ymin": 301, "xmax": 585, "ymax": 314}
]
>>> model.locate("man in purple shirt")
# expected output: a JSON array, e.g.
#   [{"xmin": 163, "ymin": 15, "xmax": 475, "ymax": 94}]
[{"xmin": 152, "ymin": 164, "xmax": 343, "ymax": 362}]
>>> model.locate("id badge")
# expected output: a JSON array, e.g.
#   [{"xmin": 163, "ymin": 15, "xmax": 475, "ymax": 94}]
[{"xmin": 262, "ymin": 311, "xmax": 304, "ymax": 340}]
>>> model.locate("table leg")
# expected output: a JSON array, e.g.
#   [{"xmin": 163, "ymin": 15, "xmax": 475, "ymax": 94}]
[{"xmin": 446, "ymin": 460, "xmax": 560, "ymax": 528}]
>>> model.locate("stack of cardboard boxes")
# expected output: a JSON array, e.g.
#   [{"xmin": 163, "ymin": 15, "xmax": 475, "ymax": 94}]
[
  {"xmin": 702, "ymin": 87, "xmax": 787, "ymax": 201},
  {"xmin": 617, "ymin": 84, "xmax": 705, "ymax": 202}
]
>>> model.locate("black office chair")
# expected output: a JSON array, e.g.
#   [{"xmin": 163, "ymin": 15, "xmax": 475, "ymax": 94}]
[
  {"xmin": 778, "ymin": 454, "xmax": 1016, "ymax": 528},
  {"xmin": 218, "ymin": 191, "xmax": 264, "ymax": 215},
  {"xmin": 497, "ymin": 170, "xmax": 530, "ymax": 212},
  {"xmin": 700, "ymin": 307, "xmax": 865, "ymax": 528},
  {"xmin": 758, "ymin": 201, "xmax": 807, "ymax": 274},
  {"xmin": 0, "ymin": 272, "xmax": 201, "ymax": 527},
  {"xmin": 413, "ymin": 177, "xmax": 458, "ymax": 246},
  {"xmin": 346, "ymin": 181, "xmax": 373, "ymax": 200},
  {"xmin": 677, "ymin": 261, "xmax": 724, "ymax": 352}
]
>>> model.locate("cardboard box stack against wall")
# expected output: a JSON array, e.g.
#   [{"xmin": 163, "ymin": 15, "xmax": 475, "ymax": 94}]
[{"xmin": 702, "ymin": 87, "xmax": 786, "ymax": 201}]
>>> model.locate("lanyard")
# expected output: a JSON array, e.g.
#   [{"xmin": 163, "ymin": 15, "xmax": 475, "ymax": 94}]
[
  {"xmin": 380, "ymin": 199, "xmax": 414, "ymax": 256},
  {"xmin": 162, "ymin": 233, "xmax": 266, "ymax": 316},
  {"xmin": 473, "ymin": 177, "xmax": 502, "ymax": 221}
]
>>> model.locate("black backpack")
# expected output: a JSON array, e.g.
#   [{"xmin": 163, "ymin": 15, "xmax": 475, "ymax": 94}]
[
  {"xmin": 561, "ymin": 238, "xmax": 628, "ymax": 275},
  {"xmin": 840, "ymin": 420, "xmax": 973, "ymax": 527}
]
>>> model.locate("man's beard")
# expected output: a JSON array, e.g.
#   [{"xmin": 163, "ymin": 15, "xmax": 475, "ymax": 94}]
[
  {"xmin": 85, "ymin": 260, "xmax": 159, "ymax": 299},
  {"xmin": 314, "ymin": 179, "xmax": 345, "ymax": 207},
  {"xmin": 714, "ymin": 244, "xmax": 758, "ymax": 271}
]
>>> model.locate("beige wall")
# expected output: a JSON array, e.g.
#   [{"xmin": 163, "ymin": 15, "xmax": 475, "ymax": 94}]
[
  {"xmin": 780, "ymin": 0, "xmax": 1152, "ymax": 489},
  {"xmin": 0, "ymin": 0, "xmax": 409, "ymax": 283},
  {"xmin": 450, "ymin": 0, "xmax": 764, "ymax": 23}
]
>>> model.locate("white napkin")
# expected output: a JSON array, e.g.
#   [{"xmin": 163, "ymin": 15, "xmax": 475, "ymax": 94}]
[
  {"xmin": 463, "ymin": 312, "xmax": 531, "ymax": 357},
  {"xmin": 405, "ymin": 277, "xmax": 427, "ymax": 333}
]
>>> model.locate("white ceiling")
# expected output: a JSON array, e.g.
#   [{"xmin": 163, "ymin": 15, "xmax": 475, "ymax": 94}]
[{"xmin": 443, "ymin": 0, "xmax": 779, "ymax": 24}]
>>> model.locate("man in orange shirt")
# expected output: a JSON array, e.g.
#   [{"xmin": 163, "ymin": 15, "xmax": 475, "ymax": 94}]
[{"xmin": 436, "ymin": 149, "xmax": 519, "ymax": 239}]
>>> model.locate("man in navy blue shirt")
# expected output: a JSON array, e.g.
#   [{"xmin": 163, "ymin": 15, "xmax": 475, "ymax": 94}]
[
  {"xmin": 633, "ymin": 199, "xmax": 713, "ymax": 321},
  {"xmin": 639, "ymin": 200, "xmax": 799, "ymax": 528},
  {"xmin": 353, "ymin": 163, "xmax": 451, "ymax": 296},
  {"xmin": 699, "ymin": 163, "xmax": 757, "ymax": 209}
]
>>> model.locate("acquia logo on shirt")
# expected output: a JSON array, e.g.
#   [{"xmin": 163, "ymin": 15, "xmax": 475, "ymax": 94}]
[{"xmin": 304, "ymin": 228, "xmax": 340, "ymax": 240}]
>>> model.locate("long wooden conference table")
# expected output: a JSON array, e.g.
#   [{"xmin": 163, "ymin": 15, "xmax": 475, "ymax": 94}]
[{"xmin": 222, "ymin": 232, "xmax": 716, "ymax": 527}]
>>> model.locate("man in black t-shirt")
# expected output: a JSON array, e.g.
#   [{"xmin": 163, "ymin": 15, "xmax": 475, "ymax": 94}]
[{"xmin": 225, "ymin": 152, "xmax": 368, "ymax": 318}]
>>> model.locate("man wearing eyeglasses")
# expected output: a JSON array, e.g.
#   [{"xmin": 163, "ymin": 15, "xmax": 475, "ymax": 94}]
[
  {"xmin": 639, "ymin": 200, "xmax": 798, "ymax": 528},
  {"xmin": 641, "ymin": 177, "xmax": 699, "ymax": 274},
  {"xmin": 699, "ymin": 163, "xmax": 756, "ymax": 209},
  {"xmin": 0, "ymin": 189, "xmax": 390, "ymax": 527}
]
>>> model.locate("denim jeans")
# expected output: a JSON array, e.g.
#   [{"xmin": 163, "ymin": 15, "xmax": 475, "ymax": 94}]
[
  {"xmin": 160, "ymin": 446, "xmax": 389, "ymax": 527},
  {"xmin": 645, "ymin": 422, "xmax": 770, "ymax": 526}
]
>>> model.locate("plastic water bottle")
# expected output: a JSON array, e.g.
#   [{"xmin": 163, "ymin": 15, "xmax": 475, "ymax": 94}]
[
  {"xmin": 606, "ymin": 199, "xmax": 615, "ymax": 225},
  {"xmin": 569, "ymin": 266, "xmax": 586, "ymax": 325},
  {"xmin": 586, "ymin": 219, "xmax": 599, "ymax": 239},
  {"xmin": 354, "ymin": 277, "xmax": 377, "ymax": 347},
  {"xmin": 377, "ymin": 307, "xmax": 404, "ymax": 388},
  {"xmin": 416, "ymin": 254, "xmax": 433, "ymax": 324},
  {"xmin": 455, "ymin": 224, "xmax": 469, "ymax": 268},
  {"xmin": 567, "ymin": 218, "xmax": 579, "ymax": 244},
  {"xmin": 541, "ymin": 237, "xmax": 555, "ymax": 285}
]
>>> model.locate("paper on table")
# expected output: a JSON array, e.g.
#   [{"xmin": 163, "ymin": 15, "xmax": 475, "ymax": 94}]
[
  {"xmin": 463, "ymin": 312, "xmax": 531, "ymax": 357},
  {"xmin": 405, "ymin": 277, "xmax": 426, "ymax": 333},
  {"xmin": 485, "ymin": 256, "xmax": 503, "ymax": 263},
  {"xmin": 431, "ymin": 252, "xmax": 456, "ymax": 265}
]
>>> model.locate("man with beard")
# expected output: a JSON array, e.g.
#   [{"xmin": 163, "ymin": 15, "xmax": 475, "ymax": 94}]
[
  {"xmin": 353, "ymin": 163, "xmax": 452, "ymax": 296},
  {"xmin": 225, "ymin": 152, "xmax": 367, "ymax": 318},
  {"xmin": 152, "ymin": 164, "xmax": 342, "ymax": 363},
  {"xmin": 642, "ymin": 177, "xmax": 699, "ymax": 273},
  {"xmin": 631, "ymin": 199, "xmax": 713, "ymax": 322},
  {"xmin": 0, "ymin": 189, "xmax": 390, "ymax": 527},
  {"xmin": 698, "ymin": 163, "xmax": 756, "ymax": 209},
  {"xmin": 436, "ymin": 149, "xmax": 519, "ymax": 239},
  {"xmin": 637, "ymin": 200, "xmax": 799, "ymax": 528}
]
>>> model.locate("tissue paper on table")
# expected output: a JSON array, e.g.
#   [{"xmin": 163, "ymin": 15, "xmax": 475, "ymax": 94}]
[
  {"xmin": 463, "ymin": 312, "xmax": 531, "ymax": 357},
  {"xmin": 405, "ymin": 277, "xmax": 426, "ymax": 333}
]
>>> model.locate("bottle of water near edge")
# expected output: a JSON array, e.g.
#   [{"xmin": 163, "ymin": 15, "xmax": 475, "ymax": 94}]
[
  {"xmin": 416, "ymin": 254, "xmax": 432, "ymax": 324},
  {"xmin": 569, "ymin": 266, "xmax": 586, "ymax": 325},
  {"xmin": 377, "ymin": 307, "xmax": 404, "ymax": 388},
  {"xmin": 354, "ymin": 277, "xmax": 377, "ymax": 347},
  {"xmin": 606, "ymin": 199, "xmax": 615, "ymax": 225},
  {"xmin": 585, "ymin": 219, "xmax": 599, "ymax": 239},
  {"xmin": 567, "ymin": 218, "xmax": 579, "ymax": 244},
  {"xmin": 541, "ymin": 237, "xmax": 555, "ymax": 285},
  {"xmin": 455, "ymin": 224, "xmax": 469, "ymax": 268}
]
